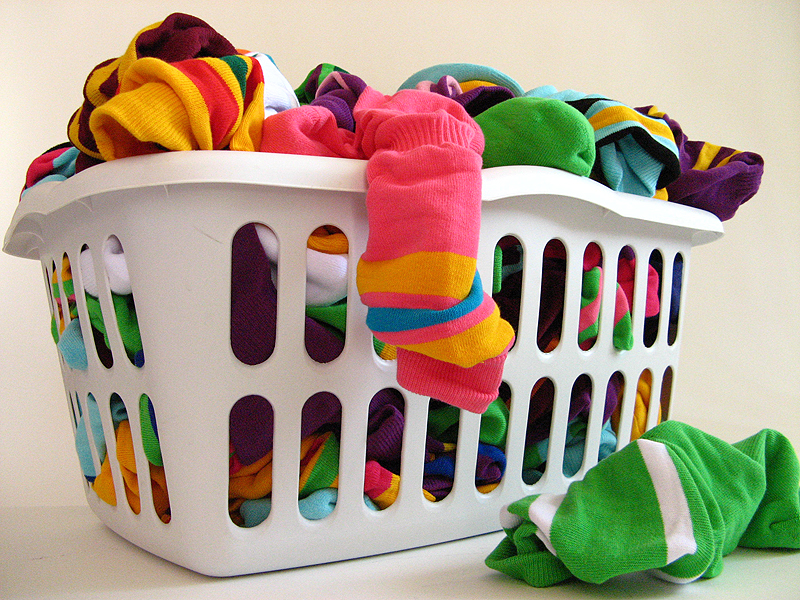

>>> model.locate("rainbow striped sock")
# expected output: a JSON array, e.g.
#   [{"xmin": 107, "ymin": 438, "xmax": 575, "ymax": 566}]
[
  {"xmin": 68, "ymin": 13, "xmax": 238, "ymax": 166},
  {"xmin": 354, "ymin": 88, "xmax": 515, "ymax": 413},
  {"xmin": 89, "ymin": 53, "xmax": 265, "ymax": 159}
]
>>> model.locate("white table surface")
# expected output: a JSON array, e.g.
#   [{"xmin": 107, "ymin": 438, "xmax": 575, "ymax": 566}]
[{"xmin": 2, "ymin": 505, "xmax": 799, "ymax": 600}]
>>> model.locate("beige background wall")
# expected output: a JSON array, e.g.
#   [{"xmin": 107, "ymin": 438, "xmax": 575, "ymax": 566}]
[{"xmin": 1, "ymin": 0, "xmax": 798, "ymax": 507}]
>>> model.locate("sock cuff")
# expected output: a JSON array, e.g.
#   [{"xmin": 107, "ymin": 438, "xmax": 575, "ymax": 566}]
[
  {"xmin": 354, "ymin": 87, "xmax": 484, "ymax": 156},
  {"xmin": 395, "ymin": 345, "xmax": 510, "ymax": 413},
  {"xmin": 370, "ymin": 110, "xmax": 485, "ymax": 154}
]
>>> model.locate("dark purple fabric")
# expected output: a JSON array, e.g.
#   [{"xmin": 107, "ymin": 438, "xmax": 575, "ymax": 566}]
[
  {"xmin": 229, "ymin": 395, "xmax": 274, "ymax": 465},
  {"xmin": 229, "ymin": 382, "xmax": 510, "ymax": 498},
  {"xmin": 427, "ymin": 76, "xmax": 462, "ymax": 99},
  {"xmin": 73, "ymin": 13, "xmax": 238, "ymax": 170},
  {"xmin": 637, "ymin": 105, "xmax": 764, "ymax": 221},
  {"xmin": 366, "ymin": 399, "xmax": 406, "ymax": 464},
  {"xmin": 134, "ymin": 13, "xmax": 238, "ymax": 63},
  {"xmin": 310, "ymin": 72, "xmax": 368, "ymax": 132},
  {"xmin": 229, "ymin": 223, "xmax": 344, "ymax": 366},
  {"xmin": 229, "ymin": 391, "xmax": 344, "ymax": 467},
  {"xmin": 424, "ymin": 76, "xmax": 514, "ymax": 117},
  {"xmin": 525, "ymin": 374, "xmax": 621, "ymax": 446},
  {"xmin": 454, "ymin": 85, "xmax": 515, "ymax": 117},
  {"xmin": 421, "ymin": 442, "xmax": 506, "ymax": 499},
  {"xmin": 230, "ymin": 223, "xmax": 276, "ymax": 365}
]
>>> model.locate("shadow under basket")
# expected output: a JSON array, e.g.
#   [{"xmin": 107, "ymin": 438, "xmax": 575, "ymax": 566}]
[{"xmin": 4, "ymin": 151, "xmax": 723, "ymax": 576}]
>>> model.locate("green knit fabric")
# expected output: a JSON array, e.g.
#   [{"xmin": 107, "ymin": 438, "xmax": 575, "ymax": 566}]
[
  {"xmin": 474, "ymin": 96, "xmax": 595, "ymax": 175},
  {"xmin": 486, "ymin": 421, "xmax": 800, "ymax": 587}
]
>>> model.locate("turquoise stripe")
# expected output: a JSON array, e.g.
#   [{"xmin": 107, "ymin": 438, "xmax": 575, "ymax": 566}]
[{"xmin": 366, "ymin": 272, "xmax": 484, "ymax": 333}]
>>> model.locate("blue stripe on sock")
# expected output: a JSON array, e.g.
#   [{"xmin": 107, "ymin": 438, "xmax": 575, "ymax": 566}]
[{"xmin": 366, "ymin": 271, "xmax": 484, "ymax": 333}]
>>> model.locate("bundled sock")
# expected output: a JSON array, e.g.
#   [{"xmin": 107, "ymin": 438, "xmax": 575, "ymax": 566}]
[
  {"xmin": 89, "ymin": 53, "xmax": 266, "ymax": 159},
  {"xmin": 526, "ymin": 86, "xmax": 680, "ymax": 198},
  {"xmin": 486, "ymin": 421, "xmax": 800, "ymax": 587},
  {"xmin": 310, "ymin": 71, "xmax": 368, "ymax": 131},
  {"xmin": 294, "ymin": 63, "xmax": 351, "ymax": 105},
  {"xmin": 354, "ymin": 88, "xmax": 515, "ymax": 413},
  {"xmin": 473, "ymin": 96, "xmax": 596, "ymax": 175},
  {"xmin": 68, "ymin": 13, "xmax": 239, "ymax": 169},
  {"xmin": 397, "ymin": 63, "xmax": 525, "ymax": 97},
  {"xmin": 639, "ymin": 106, "xmax": 764, "ymax": 221},
  {"xmin": 21, "ymin": 143, "xmax": 78, "ymax": 196}
]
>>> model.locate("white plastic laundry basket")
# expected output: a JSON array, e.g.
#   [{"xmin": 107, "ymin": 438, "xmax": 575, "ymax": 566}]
[{"xmin": 4, "ymin": 150, "xmax": 723, "ymax": 576}]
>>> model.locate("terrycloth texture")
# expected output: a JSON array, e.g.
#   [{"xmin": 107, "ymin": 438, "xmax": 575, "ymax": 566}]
[
  {"xmin": 639, "ymin": 105, "xmax": 764, "ymax": 221},
  {"xmin": 525, "ymin": 85, "xmax": 681, "ymax": 198},
  {"xmin": 473, "ymin": 96, "xmax": 596, "ymax": 175},
  {"xmin": 486, "ymin": 421, "xmax": 800, "ymax": 587},
  {"xmin": 89, "ymin": 53, "xmax": 266, "ymax": 159},
  {"xmin": 68, "ymin": 13, "xmax": 239, "ymax": 169}
]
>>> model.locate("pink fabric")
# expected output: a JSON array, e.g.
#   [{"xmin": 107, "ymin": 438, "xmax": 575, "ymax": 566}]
[{"xmin": 260, "ymin": 88, "xmax": 513, "ymax": 413}]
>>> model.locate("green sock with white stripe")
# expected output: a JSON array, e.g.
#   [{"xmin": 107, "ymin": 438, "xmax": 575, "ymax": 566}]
[{"xmin": 486, "ymin": 421, "xmax": 800, "ymax": 586}]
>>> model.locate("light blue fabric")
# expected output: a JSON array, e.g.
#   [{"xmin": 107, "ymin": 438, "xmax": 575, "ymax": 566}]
[
  {"xmin": 397, "ymin": 63, "xmax": 524, "ymax": 96},
  {"xmin": 74, "ymin": 395, "xmax": 106, "ymax": 482},
  {"xmin": 522, "ymin": 419, "xmax": 618, "ymax": 484},
  {"xmin": 524, "ymin": 85, "xmax": 680, "ymax": 197},
  {"xmin": 239, "ymin": 489, "xmax": 380, "ymax": 527},
  {"xmin": 57, "ymin": 317, "xmax": 88, "ymax": 370}
]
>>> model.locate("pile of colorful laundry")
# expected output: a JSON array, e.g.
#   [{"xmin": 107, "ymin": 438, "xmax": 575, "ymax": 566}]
[{"xmin": 28, "ymin": 13, "xmax": 766, "ymax": 526}]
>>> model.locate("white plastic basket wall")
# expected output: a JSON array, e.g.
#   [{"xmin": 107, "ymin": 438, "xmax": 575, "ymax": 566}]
[{"xmin": 4, "ymin": 151, "xmax": 723, "ymax": 576}]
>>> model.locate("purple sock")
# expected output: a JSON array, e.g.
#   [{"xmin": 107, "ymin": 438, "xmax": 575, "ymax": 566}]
[{"xmin": 638, "ymin": 106, "xmax": 764, "ymax": 221}]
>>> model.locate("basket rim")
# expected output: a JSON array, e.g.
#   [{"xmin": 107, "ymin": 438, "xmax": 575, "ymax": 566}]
[{"xmin": 4, "ymin": 150, "xmax": 723, "ymax": 259}]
